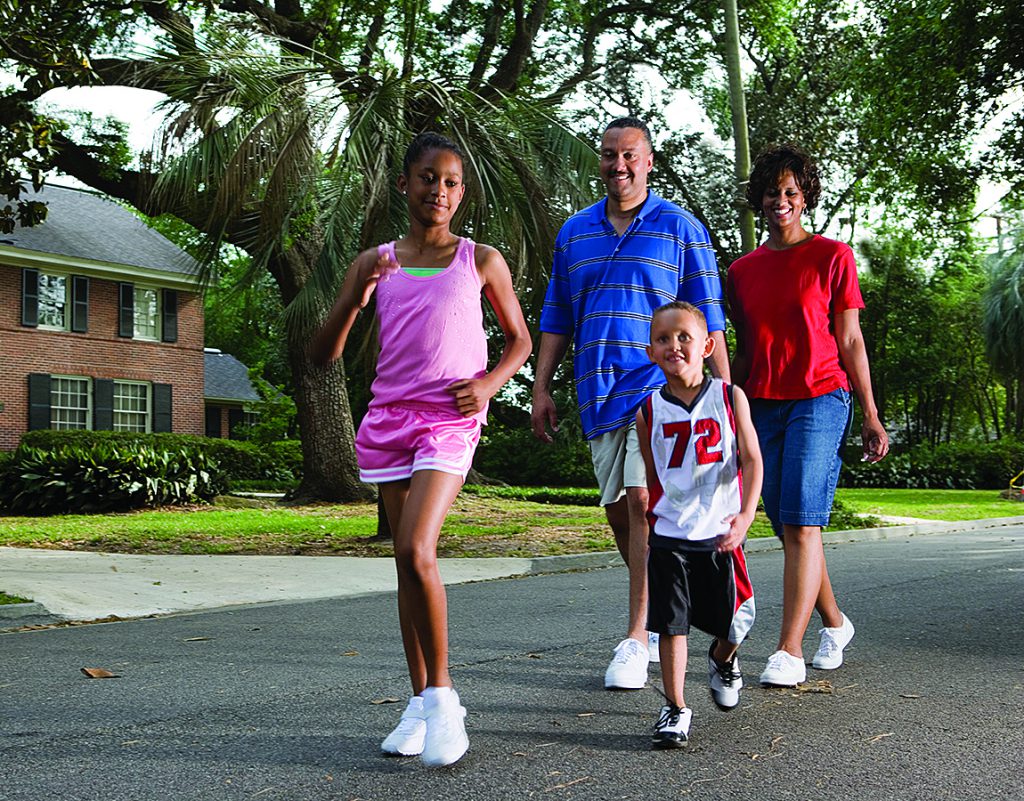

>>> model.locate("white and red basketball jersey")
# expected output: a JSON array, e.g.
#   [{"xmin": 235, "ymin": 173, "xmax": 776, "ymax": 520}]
[{"xmin": 640, "ymin": 377, "xmax": 741, "ymax": 543}]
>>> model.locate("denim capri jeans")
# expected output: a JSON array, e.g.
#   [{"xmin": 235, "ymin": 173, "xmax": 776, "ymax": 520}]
[{"xmin": 749, "ymin": 388, "xmax": 853, "ymax": 537}]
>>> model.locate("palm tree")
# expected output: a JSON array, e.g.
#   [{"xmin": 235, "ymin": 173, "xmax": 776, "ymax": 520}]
[
  {"xmin": 146, "ymin": 24, "xmax": 597, "ymax": 501},
  {"xmin": 982, "ymin": 250, "xmax": 1024, "ymax": 435}
]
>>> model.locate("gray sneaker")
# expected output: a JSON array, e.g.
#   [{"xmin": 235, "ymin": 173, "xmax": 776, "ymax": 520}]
[{"xmin": 708, "ymin": 643, "xmax": 743, "ymax": 710}]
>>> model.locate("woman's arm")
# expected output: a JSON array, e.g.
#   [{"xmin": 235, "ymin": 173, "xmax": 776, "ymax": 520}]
[
  {"xmin": 834, "ymin": 307, "xmax": 889, "ymax": 462},
  {"xmin": 445, "ymin": 244, "xmax": 533, "ymax": 416}
]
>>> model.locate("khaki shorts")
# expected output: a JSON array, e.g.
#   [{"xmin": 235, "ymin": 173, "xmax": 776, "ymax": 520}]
[{"xmin": 589, "ymin": 422, "xmax": 648, "ymax": 506}]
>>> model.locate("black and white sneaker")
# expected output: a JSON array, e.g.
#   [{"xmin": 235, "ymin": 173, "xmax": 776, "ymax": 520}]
[
  {"xmin": 652, "ymin": 704, "xmax": 691, "ymax": 749},
  {"xmin": 708, "ymin": 642, "xmax": 743, "ymax": 710}
]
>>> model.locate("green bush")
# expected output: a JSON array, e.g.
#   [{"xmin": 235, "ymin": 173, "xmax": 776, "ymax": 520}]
[
  {"xmin": 473, "ymin": 424, "xmax": 596, "ymax": 487},
  {"xmin": 0, "ymin": 442, "xmax": 227, "ymax": 514},
  {"xmin": 840, "ymin": 438, "xmax": 1024, "ymax": 489},
  {"xmin": 17, "ymin": 430, "xmax": 301, "ymax": 484}
]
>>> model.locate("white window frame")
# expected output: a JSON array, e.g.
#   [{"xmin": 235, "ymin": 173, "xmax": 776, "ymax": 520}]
[
  {"xmin": 37, "ymin": 271, "xmax": 69, "ymax": 331},
  {"xmin": 113, "ymin": 380, "xmax": 152, "ymax": 433},
  {"xmin": 133, "ymin": 286, "xmax": 161, "ymax": 341},
  {"xmin": 50, "ymin": 375, "xmax": 91, "ymax": 430}
]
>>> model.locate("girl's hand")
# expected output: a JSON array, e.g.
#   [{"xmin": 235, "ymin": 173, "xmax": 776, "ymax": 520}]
[
  {"xmin": 446, "ymin": 378, "xmax": 493, "ymax": 416},
  {"xmin": 359, "ymin": 254, "xmax": 400, "ymax": 308},
  {"xmin": 715, "ymin": 513, "xmax": 750, "ymax": 553}
]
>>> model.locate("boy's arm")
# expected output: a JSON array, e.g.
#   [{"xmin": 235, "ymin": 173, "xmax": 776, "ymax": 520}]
[
  {"xmin": 716, "ymin": 386, "xmax": 763, "ymax": 553},
  {"xmin": 310, "ymin": 249, "xmax": 387, "ymax": 367},
  {"xmin": 635, "ymin": 406, "xmax": 657, "ymax": 494},
  {"xmin": 446, "ymin": 244, "xmax": 533, "ymax": 417}
]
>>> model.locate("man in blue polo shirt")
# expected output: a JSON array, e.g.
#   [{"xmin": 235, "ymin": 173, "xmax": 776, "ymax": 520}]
[{"xmin": 531, "ymin": 117, "xmax": 730, "ymax": 690}]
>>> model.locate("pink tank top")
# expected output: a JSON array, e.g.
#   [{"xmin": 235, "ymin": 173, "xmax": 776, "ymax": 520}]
[{"xmin": 369, "ymin": 237, "xmax": 489, "ymax": 422}]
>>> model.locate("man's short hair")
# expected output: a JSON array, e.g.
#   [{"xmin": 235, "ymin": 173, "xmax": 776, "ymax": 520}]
[{"xmin": 604, "ymin": 117, "xmax": 653, "ymax": 152}]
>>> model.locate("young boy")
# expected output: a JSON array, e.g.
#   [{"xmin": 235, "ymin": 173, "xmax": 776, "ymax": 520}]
[{"xmin": 635, "ymin": 301, "xmax": 763, "ymax": 748}]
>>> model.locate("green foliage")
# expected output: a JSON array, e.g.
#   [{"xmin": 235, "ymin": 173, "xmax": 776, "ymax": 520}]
[
  {"xmin": 0, "ymin": 442, "xmax": 227, "ymax": 515},
  {"xmin": 17, "ymin": 430, "xmax": 302, "ymax": 485},
  {"xmin": 841, "ymin": 439, "xmax": 1024, "ymax": 490},
  {"xmin": 473, "ymin": 423, "xmax": 596, "ymax": 488},
  {"xmin": 463, "ymin": 484, "xmax": 601, "ymax": 506},
  {"xmin": 229, "ymin": 369, "xmax": 298, "ymax": 445}
]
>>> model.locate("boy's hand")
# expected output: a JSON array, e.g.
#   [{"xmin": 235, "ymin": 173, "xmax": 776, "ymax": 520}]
[{"xmin": 716, "ymin": 513, "xmax": 751, "ymax": 553}]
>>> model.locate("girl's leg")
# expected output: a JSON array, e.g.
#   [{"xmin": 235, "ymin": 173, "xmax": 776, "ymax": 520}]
[
  {"xmin": 659, "ymin": 634, "xmax": 689, "ymax": 708},
  {"xmin": 381, "ymin": 469, "xmax": 465, "ymax": 690}
]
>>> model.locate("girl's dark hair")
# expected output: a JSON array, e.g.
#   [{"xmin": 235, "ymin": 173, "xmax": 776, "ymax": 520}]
[
  {"xmin": 746, "ymin": 143, "xmax": 821, "ymax": 212},
  {"xmin": 402, "ymin": 132, "xmax": 464, "ymax": 175}
]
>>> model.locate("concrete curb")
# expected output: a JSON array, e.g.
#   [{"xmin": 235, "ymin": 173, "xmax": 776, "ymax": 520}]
[{"xmin": 0, "ymin": 601, "xmax": 50, "ymax": 620}]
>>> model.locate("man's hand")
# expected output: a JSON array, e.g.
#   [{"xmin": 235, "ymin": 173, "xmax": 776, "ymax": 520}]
[{"xmin": 531, "ymin": 390, "xmax": 559, "ymax": 443}]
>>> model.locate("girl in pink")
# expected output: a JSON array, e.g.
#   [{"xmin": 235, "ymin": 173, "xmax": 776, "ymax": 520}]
[{"xmin": 312, "ymin": 132, "xmax": 531, "ymax": 767}]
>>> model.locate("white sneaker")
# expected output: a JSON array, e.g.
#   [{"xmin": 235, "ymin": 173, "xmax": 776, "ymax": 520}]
[
  {"xmin": 708, "ymin": 643, "xmax": 743, "ymax": 709},
  {"xmin": 759, "ymin": 650, "xmax": 806, "ymax": 686},
  {"xmin": 604, "ymin": 638, "xmax": 649, "ymax": 689},
  {"xmin": 380, "ymin": 696, "xmax": 426, "ymax": 756},
  {"xmin": 648, "ymin": 631, "xmax": 661, "ymax": 663},
  {"xmin": 813, "ymin": 613, "xmax": 855, "ymax": 669},
  {"xmin": 420, "ymin": 686, "xmax": 469, "ymax": 767},
  {"xmin": 652, "ymin": 704, "xmax": 691, "ymax": 749}
]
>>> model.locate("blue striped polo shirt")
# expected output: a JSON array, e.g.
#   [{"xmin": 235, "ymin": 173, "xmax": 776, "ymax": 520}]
[{"xmin": 539, "ymin": 191, "xmax": 726, "ymax": 440}]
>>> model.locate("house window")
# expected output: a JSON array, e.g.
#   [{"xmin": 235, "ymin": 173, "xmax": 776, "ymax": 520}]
[
  {"xmin": 38, "ymin": 273, "xmax": 68, "ymax": 329},
  {"xmin": 113, "ymin": 381, "xmax": 150, "ymax": 432},
  {"xmin": 50, "ymin": 375, "xmax": 91, "ymax": 430},
  {"xmin": 134, "ymin": 287, "xmax": 160, "ymax": 340}
]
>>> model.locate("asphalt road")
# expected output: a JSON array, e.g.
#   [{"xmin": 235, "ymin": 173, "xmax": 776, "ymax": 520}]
[{"xmin": 2, "ymin": 526, "xmax": 1022, "ymax": 801}]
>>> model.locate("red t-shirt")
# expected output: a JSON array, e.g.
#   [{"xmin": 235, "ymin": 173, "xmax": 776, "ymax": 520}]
[{"xmin": 727, "ymin": 235, "xmax": 864, "ymax": 400}]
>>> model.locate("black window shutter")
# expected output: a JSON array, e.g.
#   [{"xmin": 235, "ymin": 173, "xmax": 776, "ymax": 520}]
[
  {"xmin": 153, "ymin": 383, "xmax": 172, "ymax": 432},
  {"xmin": 162, "ymin": 289, "xmax": 178, "ymax": 343},
  {"xmin": 22, "ymin": 268, "xmax": 39, "ymax": 327},
  {"xmin": 118, "ymin": 282, "xmax": 134, "ymax": 337},
  {"xmin": 205, "ymin": 406, "xmax": 222, "ymax": 438},
  {"xmin": 94, "ymin": 379, "xmax": 114, "ymax": 430},
  {"xmin": 27, "ymin": 373, "xmax": 51, "ymax": 430},
  {"xmin": 228, "ymin": 408, "xmax": 245, "ymax": 439},
  {"xmin": 71, "ymin": 275, "xmax": 89, "ymax": 333}
]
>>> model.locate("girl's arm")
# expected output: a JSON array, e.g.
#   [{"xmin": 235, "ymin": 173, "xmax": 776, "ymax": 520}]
[
  {"xmin": 834, "ymin": 307, "xmax": 889, "ymax": 463},
  {"xmin": 717, "ymin": 386, "xmax": 763, "ymax": 553},
  {"xmin": 446, "ymin": 244, "xmax": 532, "ymax": 416},
  {"xmin": 310, "ymin": 249, "xmax": 393, "ymax": 367}
]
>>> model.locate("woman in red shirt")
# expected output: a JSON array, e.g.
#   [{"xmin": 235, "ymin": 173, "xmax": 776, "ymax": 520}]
[{"xmin": 727, "ymin": 144, "xmax": 888, "ymax": 687}]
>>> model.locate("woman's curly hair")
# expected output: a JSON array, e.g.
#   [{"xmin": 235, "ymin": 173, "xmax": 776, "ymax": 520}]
[{"xmin": 745, "ymin": 143, "xmax": 822, "ymax": 213}]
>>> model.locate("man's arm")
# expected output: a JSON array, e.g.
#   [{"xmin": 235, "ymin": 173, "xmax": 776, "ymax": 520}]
[
  {"xmin": 706, "ymin": 330, "xmax": 730, "ymax": 381},
  {"xmin": 531, "ymin": 332, "xmax": 571, "ymax": 443}
]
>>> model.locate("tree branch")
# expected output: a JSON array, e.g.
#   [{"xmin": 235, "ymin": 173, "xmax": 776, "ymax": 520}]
[{"xmin": 218, "ymin": 0, "xmax": 323, "ymax": 46}]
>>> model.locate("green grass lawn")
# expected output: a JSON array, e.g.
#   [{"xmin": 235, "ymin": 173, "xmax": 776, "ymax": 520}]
[
  {"xmin": 0, "ymin": 591, "xmax": 31, "ymax": 605},
  {"xmin": 0, "ymin": 488, "xmax": 1018, "ymax": 557},
  {"xmin": 835, "ymin": 488, "xmax": 1023, "ymax": 521}
]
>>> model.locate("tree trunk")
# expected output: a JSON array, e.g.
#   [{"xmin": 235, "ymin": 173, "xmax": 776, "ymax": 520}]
[
  {"xmin": 288, "ymin": 314, "xmax": 374, "ymax": 502},
  {"xmin": 723, "ymin": 0, "xmax": 757, "ymax": 253}
]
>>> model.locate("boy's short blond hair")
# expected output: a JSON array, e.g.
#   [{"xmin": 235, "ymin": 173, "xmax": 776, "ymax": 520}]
[{"xmin": 651, "ymin": 301, "xmax": 708, "ymax": 334}]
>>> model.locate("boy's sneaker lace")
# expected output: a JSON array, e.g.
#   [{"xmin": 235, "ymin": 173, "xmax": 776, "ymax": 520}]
[
  {"xmin": 420, "ymin": 686, "xmax": 469, "ymax": 767},
  {"xmin": 604, "ymin": 638, "xmax": 649, "ymax": 689},
  {"xmin": 812, "ymin": 613, "xmax": 855, "ymax": 670},
  {"xmin": 380, "ymin": 696, "xmax": 426, "ymax": 756},
  {"xmin": 707, "ymin": 643, "xmax": 743, "ymax": 710},
  {"xmin": 648, "ymin": 631, "xmax": 661, "ymax": 664},
  {"xmin": 759, "ymin": 649, "xmax": 806, "ymax": 687},
  {"xmin": 652, "ymin": 704, "xmax": 691, "ymax": 749}
]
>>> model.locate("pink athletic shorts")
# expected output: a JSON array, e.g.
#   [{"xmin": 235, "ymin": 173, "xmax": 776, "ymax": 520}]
[{"xmin": 355, "ymin": 402, "xmax": 482, "ymax": 483}]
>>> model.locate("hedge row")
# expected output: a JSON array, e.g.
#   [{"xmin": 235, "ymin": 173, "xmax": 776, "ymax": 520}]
[
  {"xmin": 18, "ymin": 430, "xmax": 302, "ymax": 483},
  {"xmin": 0, "ymin": 442, "xmax": 226, "ymax": 514},
  {"xmin": 840, "ymin": 438, "xmax": 1024, "ymax": 489}
]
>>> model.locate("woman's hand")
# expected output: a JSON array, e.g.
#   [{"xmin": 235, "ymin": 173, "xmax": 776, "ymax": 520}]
[{"xmin": 861, "ymin": 416, "xmax": 889, "ymax": 463}]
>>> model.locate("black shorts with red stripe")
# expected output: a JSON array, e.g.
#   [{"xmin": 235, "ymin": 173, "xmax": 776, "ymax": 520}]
[{"xmin": 646, "ymin": 534, "xmax": 755, "ymax": 644}]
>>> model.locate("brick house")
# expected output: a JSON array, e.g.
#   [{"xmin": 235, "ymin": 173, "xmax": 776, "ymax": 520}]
[
  {"xmin": 0, "ymin": 184, "xmax": 204, "ymax": 451},
  {"xmin": 203, "ymin": 348, "xmax": 261, "ymax": 439}
]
